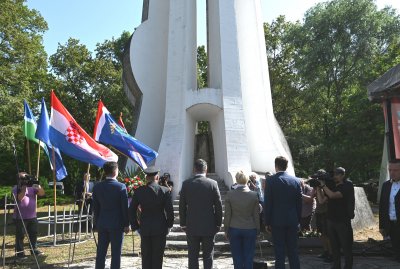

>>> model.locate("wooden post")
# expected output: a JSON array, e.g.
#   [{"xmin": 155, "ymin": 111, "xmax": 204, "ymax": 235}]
[
  {"xmin": 26, "ymin": 139, "xmax": 31, "ymax": 174},
  {"xmin": 68, "ymin": 206, "xmax": 72, "ymax": 238},
  {"xmin": 78, "ymin": 165, "xmax": 90, "ymax": 241},
  {"xmin": 62, "ymin": 207, "xmax": 66, "ymax": 241},
  {"xmin": 36, "ymin": 145, "xmax": 41, "ymax": 179},
  {"xmin": 52, "ymin": 148, "xmax": 57, "ymax": 246},
  {"xmin": 35, "ymin": 144, "xmax": 41, "ymax": 210}
]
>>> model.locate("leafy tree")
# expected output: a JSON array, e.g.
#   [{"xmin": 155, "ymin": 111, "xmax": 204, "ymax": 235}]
[
  {"xmin": 266, "ymin": 0, "xmax": 400, "ymax": 180},
  {"xmin": 48, "ymin": 34, "xmax": 134, "ymax": 193},
  {"xmin": 0, "ymin": 0, "xmax": 48, "ymax": 183},
  {"xmin": 197, "ymin": 45, "xmax": 208, "ymax": 89}
]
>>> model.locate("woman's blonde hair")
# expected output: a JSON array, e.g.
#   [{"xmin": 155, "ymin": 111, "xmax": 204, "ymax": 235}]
[{"xmin": 235, "ymin": 170, "xmax": 249, "ymax": 185}]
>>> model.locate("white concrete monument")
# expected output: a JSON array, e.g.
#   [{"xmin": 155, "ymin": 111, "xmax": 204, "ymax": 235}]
[{"xmin": 123, "ymin": 0, "xmax": 294, "ymax": 195}]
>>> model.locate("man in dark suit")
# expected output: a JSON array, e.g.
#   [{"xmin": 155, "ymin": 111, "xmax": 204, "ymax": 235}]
[
  {"xmin": 264, "ymin": 156, "xmax": 302, "ymax": 269},
  {"xmin": 179, "ymin": 159, "xmax": 223, "ymax": 269},
  {"xmin": 92, "ymin": 162, "xmax": 130, "ymax": 269},
  {"xmin": 379, "ymin": 161, "xmax": 400, "ymax": 263},
  {"xmin": 129, "ymin": 166, "xmax": 174, "ymax": 269}
]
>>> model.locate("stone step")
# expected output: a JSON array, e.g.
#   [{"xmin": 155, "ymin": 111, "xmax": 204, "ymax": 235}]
[
  {"xmin": 166, "ymin": 240, "xmax": 230, "ymax": 251},
  {"xmin": 165, "ymin": 239, "xmax": 271, "ymax": 252},
  {"xmin": 169, "ymin": 224, "xmax": 225, "ymax": 233},
  {"xmin": 175, "ymin": 191, "xmax": 228, "ymax": 201},
  {"xmin": 173, "ymin": 215, "xmax": 225, "ymax": 224},
  {"xmin": 173, "ymin": 199, "xmax": 226, "ymax": 206},
  {"xmin": 173, "ymin": 204, "xmax": 225, "ymax": 211},
  {"xmin": 168, "ymin": 231, "xmax": 226, "ymax": 241}
]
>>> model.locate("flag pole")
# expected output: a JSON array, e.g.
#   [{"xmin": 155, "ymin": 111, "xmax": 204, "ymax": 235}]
[
  {"xmin": 52, "ymin": 147, "xmax": 57, "ymax": 246},
  {"xmin": 77, "ymin": 164, "xmax": 90, "ymax": 240},
  {"xmin": 109, "ymin": 146, "xmax": 131, "ymax": 160},
  {"xmin": 36, "ymin": 144, "xmax": 41, "ymax": 178},
  {"xmin": 27, "ymin": 139, "xmax": 32, "ymax": 174},
  {"xmin": 35, "ymin": 142, "xmax": 41, "ymax": 211}
]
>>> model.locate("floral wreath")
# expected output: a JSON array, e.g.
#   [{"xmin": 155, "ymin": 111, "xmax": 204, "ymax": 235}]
[{"xmin": 119, "ymin": 167, "xmax": 146, "ymax": 197}]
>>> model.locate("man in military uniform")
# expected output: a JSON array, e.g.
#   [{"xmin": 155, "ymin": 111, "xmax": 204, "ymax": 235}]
[{"xmin": 129, "ymin": 166, "xmax": 174, "ymax": 269}]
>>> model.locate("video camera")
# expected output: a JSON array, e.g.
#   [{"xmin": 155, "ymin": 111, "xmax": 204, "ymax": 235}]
[
  {"xmin": 308, "ymin": 169, "xmax": 334, "ymax": 189},
  {"xmin": 19, "ymin": 174, "xmax": 39, "ymax": 187}
]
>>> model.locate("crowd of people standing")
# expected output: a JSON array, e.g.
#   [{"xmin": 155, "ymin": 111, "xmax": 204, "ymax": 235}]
[{"xmin": 14, "ymin": 156, "xmax": 400, "ymax": 269}]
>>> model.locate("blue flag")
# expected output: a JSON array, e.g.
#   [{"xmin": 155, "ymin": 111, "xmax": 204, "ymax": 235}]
[
  {"xmin": 93, "ymin": 101, "xmax": 158, "ymax": 169},
  {"xmin": 35, "ymin": 98, "xmax": 68, "ymax": 181}
]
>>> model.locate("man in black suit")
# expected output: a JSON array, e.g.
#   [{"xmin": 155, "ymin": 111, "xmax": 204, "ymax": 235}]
[
  {"xmin": 379, "ymin": 161, "xmax": 400, "ymax": 263},
  {"xmin": 92, "ymin": 162, "xmax": 130, "ymax": 269},
  {"xmin": 129, "ymin": 166, "xmax": 174, "ymax": 269},
  {"xmin": 179, "ymin": 159, "xmax": 223, "ymax": 269}
]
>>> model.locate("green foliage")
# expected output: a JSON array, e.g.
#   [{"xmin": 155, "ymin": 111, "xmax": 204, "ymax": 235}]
[
  {"xmin": 0, "ymin": 186, "xmax": 12, "ymax": 201},
  {"xmin": 197, "ymin": 45, "xmax": 208, "ymax": 89},
  {"xmin": 2, "ymin": 0, "xmax": 399, "ymax": 186},
  {"xmin": 37, "ymin": 194, "xmax": 74, "ymax": 207},
  {"xmin": 0, "ymin": 1, "xmax": 133, "ymax": 190},
  {"xmin": 38, "ymin": 176, "xmax": 49, "ymax": 189},
  {"xmin": 266, "ymin": 0, "xmax": 400, "ymax": 180},
  {"xmin": 197, "ymin": 121, "xmax": 210, "ymax": 134},
  {"xmin": 0, "ymin": 0, "xmax": 48, "ymax": 183}
]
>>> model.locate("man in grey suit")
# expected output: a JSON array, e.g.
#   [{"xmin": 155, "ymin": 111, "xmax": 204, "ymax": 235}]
[
  {"xmin": 179, "ymin": 159, "xmax": 223, "ymax": 269},
  {"xmin": 264, "ymin": 156, "xmax": 302, "ymax": 269},
  {"xmin": 92, "ymin": 161, "xmax": 130, "ymax": 269}
]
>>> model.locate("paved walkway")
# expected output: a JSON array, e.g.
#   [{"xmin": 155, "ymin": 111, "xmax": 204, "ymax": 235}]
[{"xmin": 64, "ymin": 254, "xmax": 400, "ymax": 268}]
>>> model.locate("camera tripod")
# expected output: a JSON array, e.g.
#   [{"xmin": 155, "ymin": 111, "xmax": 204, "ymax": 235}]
[
  {"xmin": 1, "ymin": 192, "xmax": 41, "ymax": 269},
  {"xmin": 1, "ymin": 143, "xmax": 41, "ymax": 268},
  {"xmin": 67, "ymin": 181, "xmax": 97, "ymax": 268}
]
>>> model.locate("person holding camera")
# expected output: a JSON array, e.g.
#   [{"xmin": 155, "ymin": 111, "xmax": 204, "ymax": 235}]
[
  {"xmin": 318, "ymin": 167, "xmax": 355, "ymax": 269},
  {"xmin": 159, "ymin": 172, "xmax": 174, "ymax": 192},
  {"xmin": 313, "ymin": 170, "xmax": 332, "ymax": 262},
  {"xmin": 12, "ymin": 172, "xmax": 45, "ymax": 258}
]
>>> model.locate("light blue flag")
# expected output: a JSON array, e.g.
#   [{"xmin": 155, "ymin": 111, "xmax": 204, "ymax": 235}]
[{"xmin": 35, "ymin": 98, "xmax": 68, "ymax": 181}]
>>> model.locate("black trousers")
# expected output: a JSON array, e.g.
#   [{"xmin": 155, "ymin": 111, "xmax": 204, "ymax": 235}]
[
  {"xmin": 390, "ymin": 221, "xmax": 400, "ymax": 259},
  {"xmin": 327, "ymin": 219, "xmax": 353, "ymax": 269},
  {"xmin": 14, "ymin": 218, "xmax": 38, "ymax": 255},
  {"xmin": 186, "ymin": 235, "xmax": 215, "ymax": 269},
  {"xmin": 140, "ymin": 234, "xmax": 166, "ymax": 269}
]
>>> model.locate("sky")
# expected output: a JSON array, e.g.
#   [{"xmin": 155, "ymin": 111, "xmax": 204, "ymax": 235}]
[{"xmin": 26, "ymin": 0, "xmax": 400, "ymax": 56}]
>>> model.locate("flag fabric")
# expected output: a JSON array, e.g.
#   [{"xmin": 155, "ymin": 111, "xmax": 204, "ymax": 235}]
[
  {"xmin": 117, "ymin": 112, "xmax": 126, "ymax": 130},
  {"xmin": 49, "ymin": 91, "xmax": 118, "ymax": 167},
  {"xmin": 35, "ymin": 98, "xmax": 68, "ymax": 181},
  {"xmin": 93, "ymin": 101, "xmax": 157, "ymax": 169},
  {"xmin": 23, "ymin": 100, "xmax": 40, "ymax": 143}
]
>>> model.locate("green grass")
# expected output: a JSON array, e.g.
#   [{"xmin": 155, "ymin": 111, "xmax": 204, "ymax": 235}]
[{"xmin": 1, "ymin": 203, "xmax": 141, "ymax": 268}]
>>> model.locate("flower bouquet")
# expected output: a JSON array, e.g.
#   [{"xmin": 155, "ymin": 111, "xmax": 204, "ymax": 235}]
[{"xmin": 120, "ymin": 168, "xmax": 146, "ymax": 197}]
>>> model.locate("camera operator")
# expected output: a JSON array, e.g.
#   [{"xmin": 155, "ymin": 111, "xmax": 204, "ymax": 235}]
[
  {"xmin": 310, "ymin": 169, "xmax": 332, "ymax": 262},
  {"xmin": 13, "ymin": 172, "xmax": 45, "ymax": 258},
  {"xmin": 159, "ymin": 173, "xmax": 174, "ymax": 192},
  {"xmin": 318, "ymin": 167, "xmax": 355, "ymax": 269}
]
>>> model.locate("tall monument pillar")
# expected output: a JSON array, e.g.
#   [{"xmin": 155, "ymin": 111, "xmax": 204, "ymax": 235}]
[{"xmin": 124, "ymin": 0, "xmax": 294, "ymax": 196}]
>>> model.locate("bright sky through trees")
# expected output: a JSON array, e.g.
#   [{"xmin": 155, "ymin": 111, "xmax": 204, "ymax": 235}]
[{"xmin": 26, "ymin": 0, "xmax": 400, "ymax": 55}]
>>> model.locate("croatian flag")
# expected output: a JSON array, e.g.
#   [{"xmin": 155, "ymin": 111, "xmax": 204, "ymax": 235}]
[
  {"xmin": 49, "ymin": 91, "xmax": 118, "ymax": 167},
  {"xmin": 93, "ymin": 101, "xmax": 157, "ymax": 169},
  {"xmin": 35, "ymin": 98, "xmax": 68, "ymax": 181}
]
